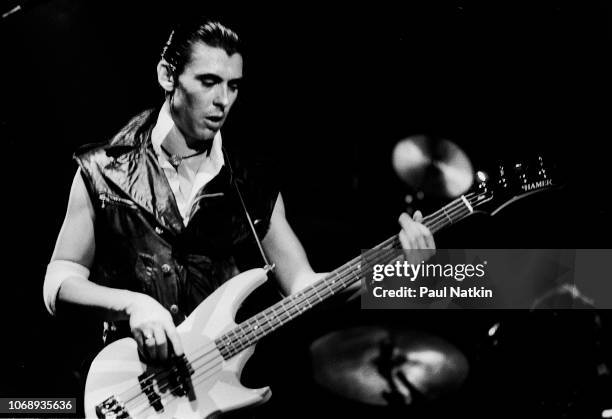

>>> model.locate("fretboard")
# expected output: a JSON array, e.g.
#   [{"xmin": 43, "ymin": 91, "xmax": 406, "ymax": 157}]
[{"xmin": 215, "ymin": 194, "xmax": 475, "ymax": 359}]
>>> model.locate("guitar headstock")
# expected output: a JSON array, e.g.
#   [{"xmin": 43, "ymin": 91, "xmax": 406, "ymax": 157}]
[{"xmin": 467, "ymin": 155, "xmax": 562, "ymax": 216}]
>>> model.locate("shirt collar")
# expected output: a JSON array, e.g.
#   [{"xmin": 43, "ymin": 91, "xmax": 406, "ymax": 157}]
[{"xmin": 151, "ymin": 101, "xmax": 224, "ymax": 168}]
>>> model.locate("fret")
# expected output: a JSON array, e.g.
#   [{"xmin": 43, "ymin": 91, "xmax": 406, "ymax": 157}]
[
  {"xmin": 225, "ymin": 324, "xmax": 239, "ymax": 347},
  {"xmin": 311, "ymin": 284, "xmax": 324, "ymax": 302},
  {"xmin": 270, "ymin": 303, "xmax": 287, "ymax": 329},
  {"xmin": 242, "ymin": 324, "xmax": 254, "ymax": 347},
  {"xmin": 256, "ymin": 309, "xmax": 274, "ymax": 335},
  {"xmin": 278, "ymin": 297, "xmax": 292, "ymax": 321},
  {"xmin": 218, "ymin": 334, "xmax": 232, "ymax": 358},
  {"xmin": 282, "ymin": 298, "xmax": 298, "ymax": 322},
  {"xmin": 349, "ymin": 262, "xmax": 363, "ymax": 284},
  {"xmin": 322, "ymin": 276, "xmax": 335, "ymax": 296},
  {"xmin": 331, "ymin": 270, "xmax": 344, "ymax": 291},
  {"xmin": 302, "ymin": 294, "xmax": 314, "ymax": 309},
  {"xmin": 252, "ymin": 311, "xmax": 266, "ymax": 333},
  {"xmin": 214, "ymin": 337, "xmax": 224, "ymax": 356},
  {"xmin": 293, "ymin": 299, "xmax": 306, "ymax": 315},
  {"xmin": 219, "ymin": 333, "xmax": 232, "ymax": 356},
  {"xmin": 251, "ymin": 316, "xmax": 264, "ymax": 338}
]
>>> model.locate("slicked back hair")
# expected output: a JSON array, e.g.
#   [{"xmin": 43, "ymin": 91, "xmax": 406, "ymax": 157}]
[{"xmin": 161, "ymin": 19, "xmax": 241, "ymax": 82}]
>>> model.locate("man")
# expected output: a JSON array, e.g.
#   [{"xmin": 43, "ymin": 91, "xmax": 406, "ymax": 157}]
[{"xmin": 43, "ymin": 18, "xmax": 434, "ymax": 366}]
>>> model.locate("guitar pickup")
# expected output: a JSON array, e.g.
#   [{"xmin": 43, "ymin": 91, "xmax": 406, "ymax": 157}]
[
  {"xmin": 156, "ymin": 354, "xmax": 196, "ymax": 402},
  {"xmin": 138, "ymin": 372, "xmax": 164, "ymax": 413}
]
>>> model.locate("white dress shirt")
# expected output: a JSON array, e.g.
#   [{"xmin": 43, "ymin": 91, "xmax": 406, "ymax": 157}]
[{"xmin": 151, "ymin": 102, "xmax": 225, "ymax": 226}]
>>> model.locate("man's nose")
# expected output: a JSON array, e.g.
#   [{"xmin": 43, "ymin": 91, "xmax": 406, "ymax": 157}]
[{"xmin": 213, "ymin": 84, "xmax": 230, "ymax": 108}]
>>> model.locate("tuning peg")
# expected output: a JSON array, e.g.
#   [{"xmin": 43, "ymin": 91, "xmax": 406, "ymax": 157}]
[
  {"xmin": 476, "ymin": 170, "xmax": 488, "ymax": 183},
  {"xmin": 497, "ymin": 165, "xmax": 508, "ymax": 189}
]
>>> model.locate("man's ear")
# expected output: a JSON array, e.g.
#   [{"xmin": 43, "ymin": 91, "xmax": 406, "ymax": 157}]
[{"xmin": 157, "ymin": 60, "xmax": 175, "ymax": 93}]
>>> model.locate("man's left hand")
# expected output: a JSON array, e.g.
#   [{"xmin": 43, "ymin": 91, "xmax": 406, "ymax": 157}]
[{"xmin": 398, "ymin": 211, "xmax": 436, "ymax": 265}]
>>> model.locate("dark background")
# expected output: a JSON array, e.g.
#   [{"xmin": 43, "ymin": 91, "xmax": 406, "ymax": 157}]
[{"xmin": 1, "ymin": 1, "xmax": 611, "ymax": 417}]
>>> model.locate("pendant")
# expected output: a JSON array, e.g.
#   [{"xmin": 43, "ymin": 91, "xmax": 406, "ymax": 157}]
[{"xmin": 168, "ymin": 155, "xmax": 182, "ymax": 167}]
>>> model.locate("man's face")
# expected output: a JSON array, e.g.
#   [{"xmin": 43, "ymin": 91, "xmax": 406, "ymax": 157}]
[{"xmin": 170, "ymin": 42, "xmax": 243, "ymax": 142}]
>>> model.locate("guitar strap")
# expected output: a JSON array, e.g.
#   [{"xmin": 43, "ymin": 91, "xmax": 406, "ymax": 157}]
[{"xmin": 227, "ymin": 159, "xmax": 275, "ymax": 272}]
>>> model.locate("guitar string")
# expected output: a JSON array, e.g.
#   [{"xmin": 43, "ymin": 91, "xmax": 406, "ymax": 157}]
[
  {"xmin": 127, "ymin": 239, "xmax": 418, "ymax": 417},
  {"xmin": 130, "ymin": 205, "xmax": 468, "ymax": 416},
  {"xmin": 209, "ymin": 193, "xmax": 490, "ymax": 358},
  {"xmin": 126, "ymin": 244, "xmax": 397, "ymax": 416},
  {"xmin": 125, "ymin": 196, "xmax": 485, "ymax": 417},
  {"xmin": 213, "ymin": 192, "xmax": 490, "ymax": 357},
  {"xmin": 121, "ymin": 343, "xmax": 221, "ymax": 412},
  {"xmin": 117, "ymin": 193, "xmax": 481, "ymax": 414},
  {"xmin": 129, "ymin": 355, "xmax": 223, "ymax": 417},
  {"xmin": 219, "ymin": 197, "xmax": 480, "ymax": 356},
  {"xmin": 116, "ymin": 192, "xmax": 487, "ymax": 414},
  {"xmin": 116, "ymin": 192, "xmax": 481, "ymax": 412},
  {"xmin": 213, "ymin": 193, "xmax": 491, "ymax": 355},
  {"xmin": 124, "ymin": 238, "xmax": 401, "ymax": 414},
  {"xmin": 118, "ymin": 192, "xmax": 501, "ymax": 416},
  {"xmin": 204, "ymin": 192, "xmax": 483, "ymax": 354},
  {"xmin": 152, "ymin": 195, "xmax": 484, "ymax": 412},
  {"xmin": 203, "ymin": 194, "xmax": 477, "ymax": 358},
  {"xmin": 130, "ymin": 215, "xmax": 458, "ymax": 415}
]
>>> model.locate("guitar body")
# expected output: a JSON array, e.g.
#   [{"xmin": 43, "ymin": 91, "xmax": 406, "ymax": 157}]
[{"xmin": 85, "ymin": 268, "xmax": 272, "ymax": 419}]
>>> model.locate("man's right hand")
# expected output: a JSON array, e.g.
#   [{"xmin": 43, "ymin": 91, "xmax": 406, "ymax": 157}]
[
  {"xmin": 50, "ymin": 170, "xmax": 184, "ymax": 363},
  {"xmin": 126, "ymin": 293, "xmax": 184, "ymax": 363}
]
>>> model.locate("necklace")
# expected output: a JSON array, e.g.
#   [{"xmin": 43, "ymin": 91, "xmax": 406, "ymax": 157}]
[{"xmin": 161, "ymin": 145, "xmax": 208, "ymax": 168}]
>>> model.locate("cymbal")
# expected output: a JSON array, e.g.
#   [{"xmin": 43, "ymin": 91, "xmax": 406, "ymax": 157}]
[
  {"xmin": 310, "ymin": 327, "xmax": 469, "ymax": 406},
  {"xmin": 392, "ymin": 135, "xmax": 474, "ymax": 198}
]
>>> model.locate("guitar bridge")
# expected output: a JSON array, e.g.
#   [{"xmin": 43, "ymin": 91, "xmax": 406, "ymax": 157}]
[
  {"xmin": 163, "ymin": 354, "xmax": 196, "ymax": 401},
  {"xmin": 95, "ymin": 396, "xmax": 131, "ymax": 419}
]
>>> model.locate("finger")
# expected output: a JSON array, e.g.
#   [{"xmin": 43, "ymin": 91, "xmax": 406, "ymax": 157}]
[
  {"xmin": 398, "ymin": 212, "xmax": 414, "ymax": 236},
  {"xmin": 401, "ymin": 223, "xmax": 421, "ymax": 249},
  {"xmin": 415, "ymin": 234, "xmax": 428, "ymax": 250},
  {"xmin": 424, "ymin": 234, "xmax": 436, "ymax": 249},
  {"xmin": 425, "ymin": 231, "xmax": 436, "ymax": 250},
  {"xmin": 405, "ymin": 222, "xmax": 423, "ymax": 249},
  {"xmin": 398, "ymin": 213, "xmax": 413, "ymax": 231},
  {"xmin": 409, "ymin": 222, "xmax": 427, "ymax": 249},
  {"xmin": 143, "ymin": 330, "xmax": 157, "ymax": 361},
  {"xmin": 399, "ymin": 229, "xmax": 412, "ymax": 250},
  {"xmin": 153, "ymin": 325, "xmax": 168, "ymax": 361},
  {"xmin": 412, "ymin": 221, "xmax": 432, "ymax": 247},
  {"xmin": 133, "ymin": 329, "xmax": 144, "ymax": 352},
  {"xmin": 400, "ymin": 214, "xmax": 427, "ymax": 248},
  {"xmin": 413, "ymin": 210, "xmax": 423, "ymax": 223},
  {"xmin": 165, "ymin": 326, "xmax": 184, "ymax": 357},
  {"xmin": 416, "ymin": 223, "xmax": 435, "ymax": 249}
]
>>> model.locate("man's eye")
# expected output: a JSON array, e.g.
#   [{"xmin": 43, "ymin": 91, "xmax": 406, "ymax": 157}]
[
  {"xmin": 201, "ymin": 79, "xmax": 216, "ymax": 87},
  {"xmin": 229, "ymin": 83, "xmax": 240, "ymax": 92}
]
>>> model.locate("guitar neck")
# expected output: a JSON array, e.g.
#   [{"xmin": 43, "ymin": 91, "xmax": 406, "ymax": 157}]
[{"xmin": 215, "ymin": 195, "xmax": 474, "ymax": 359}]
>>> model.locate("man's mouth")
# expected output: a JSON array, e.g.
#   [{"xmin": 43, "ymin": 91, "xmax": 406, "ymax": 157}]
[{"xmin": 206, "ymin": 115, "xmax": 224, "ymax": 123}]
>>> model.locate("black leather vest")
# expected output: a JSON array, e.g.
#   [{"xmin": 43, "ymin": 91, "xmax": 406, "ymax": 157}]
[{"xmin": 74, "ymin": 110, "xmax": 279, "ymax": 333}]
